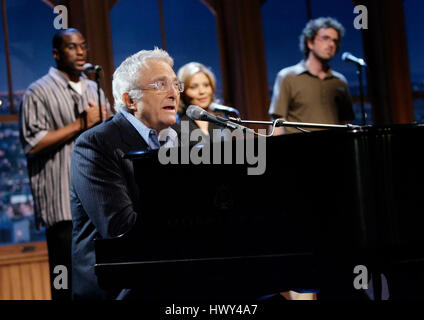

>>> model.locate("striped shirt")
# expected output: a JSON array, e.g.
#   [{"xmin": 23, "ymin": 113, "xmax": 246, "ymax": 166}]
[{"xmin": 19, "ymin": 67, "xmax": 109, "ymax": 228}]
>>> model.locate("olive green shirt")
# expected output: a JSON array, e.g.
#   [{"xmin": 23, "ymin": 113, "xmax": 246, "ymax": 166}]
[{"xmin": 268, "ymin": 60, "xmax": 354, "ymax": 134}]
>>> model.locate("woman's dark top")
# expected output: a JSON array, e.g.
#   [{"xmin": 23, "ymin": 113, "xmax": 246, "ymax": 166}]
[{"xmin": 172, "ymin": 112, "xmax": 231, "ymax": 146}]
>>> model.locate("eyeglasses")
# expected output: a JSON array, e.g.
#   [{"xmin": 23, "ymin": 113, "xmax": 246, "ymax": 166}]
[
  {"xmin": 316, "ymin": 35, "xmax": 340, "ymax": 46},
  {"xmin": 65, "ymin": 43, "xmax": 89, "ymax": 51},
  {"xmin": 134, "ymin": 80, "xmax": 184, "ymax": 93}
]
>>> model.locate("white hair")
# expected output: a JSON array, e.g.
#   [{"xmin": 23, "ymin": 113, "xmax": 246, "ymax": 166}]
[{"xmin": 112, "ymin": 47, "xmax": 174, "ymax": 113}]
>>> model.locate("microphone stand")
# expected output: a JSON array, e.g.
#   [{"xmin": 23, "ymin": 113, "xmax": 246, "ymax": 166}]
[
  {"xmin": 95, "ymin": 69, "xmax": 102, "ymax": 122},
  {"xmin": 228, "ymin": 117, "xmax": 361, "ymax": 130},
  {"xmin": 357, "ymin": 64, "xmax": 366, "ymax": 125}
]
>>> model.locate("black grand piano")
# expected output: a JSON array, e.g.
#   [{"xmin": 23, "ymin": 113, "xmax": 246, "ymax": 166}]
[{"xmin": 94, "ymin": 124, "xmax": 424, "ymax": 299}]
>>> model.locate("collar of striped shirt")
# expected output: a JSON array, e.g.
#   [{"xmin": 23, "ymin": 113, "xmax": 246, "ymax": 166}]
[{"xmin": 48, "ymin": 67, "xmax": 88, "ymax": 93}]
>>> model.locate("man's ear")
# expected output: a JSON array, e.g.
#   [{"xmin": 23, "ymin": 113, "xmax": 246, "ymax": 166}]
[
  {"xmin": 53, "ymin": 48, "xmax": 59, "ymax": 62},
  {"xmin": 122, "ymin": 92, "xmax": 136, "ymax": 112},
  {"xmin": 307, "ymin": 38, "xmax": 314, "ymax": 51}
]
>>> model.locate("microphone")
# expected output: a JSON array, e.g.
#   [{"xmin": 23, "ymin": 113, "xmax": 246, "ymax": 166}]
[
  {"xmin": 83, "ymin": 63, "xmax": 102, "ymax": 72},
  {"xmin": 341, "ymin": 52, "xmax": 367, "ymax": 67},
  {"xmin": 186, "ymin": 105, "xmax": 230, "ymax": 126},
  {"xmin": 186, "ymin": 105, "xmax": 251, "ymax": 131},
  {"xmin": 209, "ymin": 102, "xmax": 240, "ymax": 116}
]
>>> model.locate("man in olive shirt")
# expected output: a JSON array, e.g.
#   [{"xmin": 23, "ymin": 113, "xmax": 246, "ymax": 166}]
[
  {"xmin": 268, "ymin": 17, "xmax": 355, "ymax": 301},
  {"xmin": 269, "ymin": 17, "xmax": 354, "ymax": 135}
]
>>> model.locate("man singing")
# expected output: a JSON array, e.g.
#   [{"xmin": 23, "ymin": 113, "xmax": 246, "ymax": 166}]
[
  {"xmin": 19, "ymin": 28, "xmax": 108, "ymax": 300},
  {"xmin": 70, "ymin": 48, "xmax": 181, "ymax": 299}
]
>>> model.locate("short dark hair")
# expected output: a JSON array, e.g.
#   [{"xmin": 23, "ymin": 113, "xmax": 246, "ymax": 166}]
[
  {"xmin": 52, "ymin": 28, "xmax": 82, "ymax": 50},
  {"xmin": 299, "ymin": 17, "xmax": 345, "ymax": 58}
]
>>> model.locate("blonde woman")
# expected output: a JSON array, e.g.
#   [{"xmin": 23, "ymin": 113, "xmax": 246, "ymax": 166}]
[{"xmin": 172, "ymin": 62, "xmax": 227, "ymax": 142}]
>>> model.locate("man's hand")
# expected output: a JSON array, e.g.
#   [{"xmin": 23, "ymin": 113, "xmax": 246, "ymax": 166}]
[
  {"xmin": 82, "ymin": 100, "xmax": 108, "ymax": 130},
  {"xmin": 27, "ymin": 101, "xmax": 108, "ymax": 155}
]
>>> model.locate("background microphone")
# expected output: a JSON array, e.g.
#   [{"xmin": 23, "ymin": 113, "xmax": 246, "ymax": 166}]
[
  {"xmin": 83, "ymin": 63, "xmax": 102, "ymax": 72},
  {"xmin": 84, "ymin": 63, "xmax": 103, "ymax": 121},
  {"xmin": 341, "ymin": 52, "xmax": 367, "ymax": 67},
  {"xmin": 209, "ymin": 102, "xmax": 240, "ymax": 116}
]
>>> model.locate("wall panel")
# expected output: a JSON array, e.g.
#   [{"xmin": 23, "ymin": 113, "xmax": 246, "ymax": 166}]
[{"xmin": 0, "ymin": 241, "xmax": 51, "ymax": 300}]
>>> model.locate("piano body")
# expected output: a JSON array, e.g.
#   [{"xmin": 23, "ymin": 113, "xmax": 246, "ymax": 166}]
[{"xmin": 94, "ymin": 124, "xmax": 424, "ymax": 298}]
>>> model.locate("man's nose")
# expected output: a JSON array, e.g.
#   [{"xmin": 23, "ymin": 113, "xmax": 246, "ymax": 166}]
[
  {"xmin": 76, "ymin": 47, "xmax": 84, "ymax": 55},
  {"xmin": 167, "ymin": 85, "xmax": 178, "ymax": 100}
]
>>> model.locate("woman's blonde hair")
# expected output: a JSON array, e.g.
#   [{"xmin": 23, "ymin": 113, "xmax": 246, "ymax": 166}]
[{"xmin": 177, "ymin": 62, "xmax": 216, "ymax": 113}]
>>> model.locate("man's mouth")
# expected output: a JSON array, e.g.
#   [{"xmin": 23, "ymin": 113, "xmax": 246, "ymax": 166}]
[{"xmin": 162, "ymin": 106, "xmax": 176, "ymax": 111}]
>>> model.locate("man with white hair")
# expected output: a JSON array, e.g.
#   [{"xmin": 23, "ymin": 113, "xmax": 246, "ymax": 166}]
[{"xmin": 70, "ymin": 48, "xmax": 182, "ymax": 299}]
